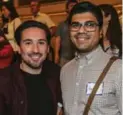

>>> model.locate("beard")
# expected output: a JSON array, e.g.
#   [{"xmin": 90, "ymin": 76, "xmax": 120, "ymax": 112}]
[
  {"xmin": 71, "ymin": 32, "xmax": 90, "ymax": 53},
  {"xmin": 22, "ymin": 53, "xmax": 44, "ymax": 69},
  {"xmin": 71, "ymin": 32, "xmax": 99, "ymax": 53},
  {"xmin": 23, "ymin": 59, "xmax": 42, "ymax": 69}
]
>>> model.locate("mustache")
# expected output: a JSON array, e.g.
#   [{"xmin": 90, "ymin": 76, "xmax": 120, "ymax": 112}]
[{"xmin": 74, "ymin": 32, "xmax": 90, "ymax": 39}]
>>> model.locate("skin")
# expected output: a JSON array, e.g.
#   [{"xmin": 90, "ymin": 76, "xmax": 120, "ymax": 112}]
[
  {"xmin": 2, "ymin": 6, "xmax": 10, "ymax": 19},
  {"xmin": 101, "ymin": 10, "xmax": 111, "ymax": 38},
  {"xmin": 0, "ymin": 36, "xmax": 5, "ymax": 42},
  {"xmin": 18, "ymin": 27, "xmax": 49, "ymax": 74},
  {"xmin": 70, "ymin": 12, "xmax": 102, "ymax": 53},
  {"xmin": 101, "ymin": 10, "xmax": 111, "ymax": 48},
  {"xmin": 30, "ymin": 1, "xmax": 40, "ymax": 16}
]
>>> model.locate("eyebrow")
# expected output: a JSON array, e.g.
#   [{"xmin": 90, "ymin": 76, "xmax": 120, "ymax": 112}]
[
  {"xmin": 71, "ymin": 21, "xmax": 98, "ymax": 23},
  {"xmin": 22, "ymin": 39, "xmax": 47, "ymax": 42}
]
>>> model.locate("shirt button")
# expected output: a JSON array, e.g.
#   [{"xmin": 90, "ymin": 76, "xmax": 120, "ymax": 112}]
[
  {"xmin": 74, "ymin": 102, "xmax": 77, "ymax": 105},
  {"xmin": 76, "ymin": 82, "xmax": 79, "ymax": 86},
  {"xmin": 79, "ymin": 66, "xmax": 83, "ymax": 69}
]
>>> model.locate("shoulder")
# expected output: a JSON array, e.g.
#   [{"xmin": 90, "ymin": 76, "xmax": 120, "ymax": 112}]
[
  {"xmin": 110, "ymin": 58, "xmax": 122, "ymax": 73},
  {"xmin": 43, "ymin": 59, "xmax": 61, "ymax": 76},
  {"xmin": 13, "ymin": 17, "xmax": 21, "ymax": 22},
  {"xmin": 39, "ymin": 13, "xmax": 49, "ymax": 17},
  {"xmin": 61, "ymin": 58, "xmax": 76, "ymax": 72}
]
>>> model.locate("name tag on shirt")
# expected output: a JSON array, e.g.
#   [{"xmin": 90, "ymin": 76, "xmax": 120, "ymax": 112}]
[{"xmin": 86, "ymin": 82, "xmax": 104, "ymax": 95}]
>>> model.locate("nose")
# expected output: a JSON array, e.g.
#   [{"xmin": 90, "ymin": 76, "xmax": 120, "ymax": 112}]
[
  {"xmin": 33, "ymin": 44, "xmax": 39, "ymax": 53},
  {"xmin": 79, "ymin": 25, "xmax": 86, "ymax": 33}
]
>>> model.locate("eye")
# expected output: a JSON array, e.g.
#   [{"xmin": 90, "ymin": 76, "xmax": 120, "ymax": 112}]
[
  {"xmin": 24, "ymin": 41, "xmax": 32, "ymax": 45},
  {"xmin": 39, "ymin": 41, "xmax": 47, "ymax": 45},
  {"xmin": 71, "ymin": 22, "xmax": 80, "ymax": 28},
  {"xmin": 86, "ymin": 22, "xmax": 98, "ymax": 27}
]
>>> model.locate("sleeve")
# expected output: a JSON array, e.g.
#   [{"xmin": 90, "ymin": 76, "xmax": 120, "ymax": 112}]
[
  {"xmin": 14, "ymin": 18, "xmax": 22, "ymax": 30},
  {"xmin": 43, "ymin": 14, "xmax": 56, "ymax": 28},
  {"xmin": 5, "ymin": 18, "xmax": 22, "ymax": 40},
  {"xmin": 0, "ymin": 45, "xmax": 13, "ymax": 58},
  {"xmin": 115, "ymin": 62, "xmax": 122, "ymax": 114},
  {"xmin": 0, "ymin": 72, "xmax": 10, "ymax": 115},
  {"xmin": 56, "ymin": 67, "xmax": 63, "ymax": 104}
]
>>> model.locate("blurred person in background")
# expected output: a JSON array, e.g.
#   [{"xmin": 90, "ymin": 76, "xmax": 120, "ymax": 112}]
[
  {"xmin": 30, "ymin": 0, "xmax": 57, "ymax": 61},
  {"xmin": 1, "ymin": 1, "xmax": 22, "ymax": 52},
  {"xmin": 0, "ymin": 29, "xmax": 14, "ymax": 69},
  {"xmin": 53, "ymin": 0, "xmax": 78, "ymax": 66},
  {"xmin": 30, "ymin": 0, "xmax": 56, "ymax": 37},
  {"xmin": 99, "ymin": 4, "xmax": 122, "ymax": 58}
]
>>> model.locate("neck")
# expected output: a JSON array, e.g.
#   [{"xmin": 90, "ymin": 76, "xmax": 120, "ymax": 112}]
[{"xmin": 20, "ymin": 63, "xmax": 42, "ymax": 75}]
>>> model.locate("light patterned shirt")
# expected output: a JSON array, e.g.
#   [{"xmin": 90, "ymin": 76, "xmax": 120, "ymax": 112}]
[
  {"xmin": 4, "ymin": 18, "xmax": 21, "ymax": 51},
  {"xmin": 60, "ymin": 46, "xmax": 122, "ymax": 115},
  {"xmin": 32, "ymin": 12, "xmax": 55, "ymax": 28}
]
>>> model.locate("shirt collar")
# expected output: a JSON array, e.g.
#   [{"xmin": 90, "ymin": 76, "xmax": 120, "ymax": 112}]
[
  {"xmin": 33, "ymin": 12, "xmax": 41, "ymax": 17},
  {"xmin": 75, "ymin": 45, "xmax": 102, "ymax": 63}
]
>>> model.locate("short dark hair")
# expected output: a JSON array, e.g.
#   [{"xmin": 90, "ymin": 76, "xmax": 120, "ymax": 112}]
[
  {"xmin": 15, "ymin": 20, "xmax": 51, "ymax": 45},
  {"xmin": 68, "ymin": 1, "xmax": 103, "ymax": 29}
]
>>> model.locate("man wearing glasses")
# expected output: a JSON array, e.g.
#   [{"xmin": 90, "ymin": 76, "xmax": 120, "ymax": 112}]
[{"xmin": 60, "ymin": 2, "xmax": 122, "ymax": 115}]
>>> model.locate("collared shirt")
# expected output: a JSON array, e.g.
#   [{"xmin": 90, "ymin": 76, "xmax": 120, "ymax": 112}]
[
  {"xmin": 60, "ymin": 46, "xmax": 122, "ymax": 115},
  {"xmin": 32, "ymin": 12, "xmax": 55, "ymax": 28}
]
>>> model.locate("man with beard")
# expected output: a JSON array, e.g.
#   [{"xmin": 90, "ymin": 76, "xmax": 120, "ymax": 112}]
[
  {"xmin": 60, "ymin": 2, "xmax": 122, "ymax": 115},
  {"xmin": 0, "ymin": 29, "xmax": 14, "ymax": 69},
  {"xmin": 0, "ymin": 20, "xmax": 62, "ymax": 115}
]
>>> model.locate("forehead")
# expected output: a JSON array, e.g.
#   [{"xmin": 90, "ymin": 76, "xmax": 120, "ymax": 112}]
[
  {"xmin": 21, "ymin": 27, "xmax": 47, "ymax": 40},
  {"xmin": 30, "ymin": 1, "xmax": 38, "ymax": 6},
  {"xmin": 72, "ymin": 12, "xmax": 98, "ymax": 22}
]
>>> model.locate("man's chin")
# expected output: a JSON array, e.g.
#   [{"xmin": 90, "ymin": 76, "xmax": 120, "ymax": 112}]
[
  {"xmin": 76, "ymin": 47, "xmax": 92, "ymax": 53},
  {"xmin": 29, "ymin": 64, "xmax": 42, "ymax": 69}
]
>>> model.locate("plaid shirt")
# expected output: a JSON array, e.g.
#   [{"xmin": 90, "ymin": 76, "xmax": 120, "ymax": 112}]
[{"xmin": 60, "ymin": 46, "xmax": 122, "ymax": 115}]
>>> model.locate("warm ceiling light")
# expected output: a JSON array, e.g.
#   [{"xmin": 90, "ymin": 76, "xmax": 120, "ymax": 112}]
[{"xmin": 3, "ymin": 0, "xmax": 9, "ymax": 2}]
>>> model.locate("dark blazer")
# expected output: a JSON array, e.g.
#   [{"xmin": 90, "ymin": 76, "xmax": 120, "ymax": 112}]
[{"xmin": 0, "ymin": 60, "xmax": 62, "ymax": 115}]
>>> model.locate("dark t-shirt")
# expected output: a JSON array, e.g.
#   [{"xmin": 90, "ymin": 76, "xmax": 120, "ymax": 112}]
[{"xmin": 21, "ymin": 70, "xmax": 55, "ymax": 115}]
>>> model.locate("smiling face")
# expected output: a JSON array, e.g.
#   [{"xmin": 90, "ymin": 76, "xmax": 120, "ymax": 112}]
[
  {"xmin": 70, "ymin": 12, "xmax": 102, "ymax": 53},
  {"xmin": 19, "ymin": 27, "xmax": 49, "ymax": 73}
]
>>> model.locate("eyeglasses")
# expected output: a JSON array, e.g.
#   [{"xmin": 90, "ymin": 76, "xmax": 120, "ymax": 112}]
[{"xmin": 70, "ymin": 21, "xmax": 99, "ymax": 32}]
